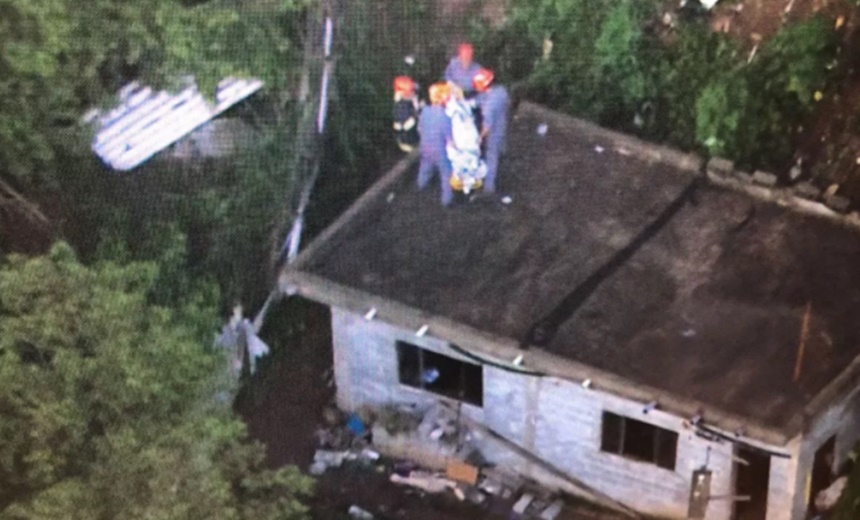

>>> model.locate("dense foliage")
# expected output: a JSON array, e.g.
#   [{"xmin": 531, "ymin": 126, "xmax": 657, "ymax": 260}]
[
  {"xmin": 2, "ymin": 0, "xmax": 446, "ymax": 514},
  {"xmin": 0, "ymin": 0, "xmax": 306, "ymax": 183},
  {"xmin": 483, "ymin": 0, "xmax": 838, "ymax": 171},
  {"xmin": 0, "ymin": 243, "xmax": 313, "ymax": 519}
]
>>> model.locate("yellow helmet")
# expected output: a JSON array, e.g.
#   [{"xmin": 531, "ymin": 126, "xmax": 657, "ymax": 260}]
[{"xmin": 429, "ymin": 82, "xmax": 452, "ymax": 106}]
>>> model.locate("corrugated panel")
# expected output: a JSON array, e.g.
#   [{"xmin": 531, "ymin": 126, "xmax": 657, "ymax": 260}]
[{"xmin": 89, "ymin": 77, "xmax": 263, "ymax": 171}]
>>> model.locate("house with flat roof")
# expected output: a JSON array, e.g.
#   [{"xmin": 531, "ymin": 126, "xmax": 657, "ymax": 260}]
[{"xmin": 281, "ymin": 102, "xmax": 860, "ymax": 520}]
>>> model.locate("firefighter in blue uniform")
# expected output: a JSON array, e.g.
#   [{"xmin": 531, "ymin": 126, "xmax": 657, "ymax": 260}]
[
  {"xmin": 474, "ymin": 69, "xmax": 509, "ymax": 194},
  {"xmin": 417, "ymin": 82, "xmax": 455, "ymax": 207},
  {"xmin": 444, "ymin": 43, "xmax": 482, "ymax": 97}
]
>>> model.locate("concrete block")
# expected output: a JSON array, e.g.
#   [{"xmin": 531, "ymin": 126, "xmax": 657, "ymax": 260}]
[
  {"xmin": 752, "ymin": 170, "xmax": 778, "ymax": 187},
  {"xmin": 793, "ymin": 182, "xmax": 821, "ymax": 200},
  {"xmin": 733, "ymin": 170, "xmax": 754, "ymax": 184},
  {"xmin": 706, "ymin": 157, "xmax": 734, "ymax": 178},
  {"xmin": 824, "ymin": 194, "xmax": 851, "ymax": 213}
]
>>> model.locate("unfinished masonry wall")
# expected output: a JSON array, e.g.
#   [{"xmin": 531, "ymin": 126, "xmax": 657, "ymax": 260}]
[
  {"xmin": 331, "ymin": 307, "xmax": 808, "ymax": 519},
  {"xmin": 787, "ymin": 385, "xmax": 860, "ymax": 518}
]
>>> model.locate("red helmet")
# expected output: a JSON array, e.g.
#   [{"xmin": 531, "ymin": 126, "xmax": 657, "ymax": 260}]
[
  {"xmin": 473, "ymin": 68, "xmax": 495, "ymax": 92},
  {"xmin": 393, "ymin": 76, "xmax": 416, "ymax": 96},
  {"xmin": 458, "ymin": 43, "xmax": 474, "ymax": 63}
]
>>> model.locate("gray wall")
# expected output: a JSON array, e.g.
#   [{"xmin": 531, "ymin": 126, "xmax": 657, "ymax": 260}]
[
  {"xmin": 331, "ymin": 307, "xmax": 807, "ymax": 520},
  {"xmin": 787, "ymin": 385, "xmax": 860, "ymax": 518}
]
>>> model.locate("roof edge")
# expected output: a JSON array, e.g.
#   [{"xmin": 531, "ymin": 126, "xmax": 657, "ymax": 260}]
[
  {"xmin": 520, "ymin": 102, "xmax": 704, "ymax": 175},
  {"xmin": 705, "ymin": 168, "xmax": 860, "ymax": 234},
  {"xmin": 289, "ymin": 152, "xmax": 418, "ymax": 271},
  {"xmin": 785, "ymin": 350, "xmax": 860, "ymax": 437},
  {"xmin": 283, "ymin": 269, "xmax": 792, "ymax": 447}
]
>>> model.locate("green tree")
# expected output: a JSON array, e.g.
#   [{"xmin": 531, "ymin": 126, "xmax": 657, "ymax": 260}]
[
  {"xmin": 0, "ymin": 243, "xmax": 313, "ymax": 519},
  {"xmin": 0, "ymin": 0, "xmax": 307, "ymax": 183}
]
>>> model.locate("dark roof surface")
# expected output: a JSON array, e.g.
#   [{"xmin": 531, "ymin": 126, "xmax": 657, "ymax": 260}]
[{"xmin": 299, "ymin": 102, "xmax": 860, "ymax": 432}]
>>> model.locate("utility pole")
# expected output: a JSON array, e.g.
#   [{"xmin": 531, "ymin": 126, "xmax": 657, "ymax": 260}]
[
  {"xmin": 269, "ymin": 0, "xmax": 338, "ymax": 272},
  {"xmin": 253, "ymin": 0, "xmax": 339, "ymax": 331}
]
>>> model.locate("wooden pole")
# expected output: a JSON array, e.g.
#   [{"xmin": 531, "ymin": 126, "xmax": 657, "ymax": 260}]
[{"xmin": 794, "ymin": 302, "xmax": 812, "ymax": 383}]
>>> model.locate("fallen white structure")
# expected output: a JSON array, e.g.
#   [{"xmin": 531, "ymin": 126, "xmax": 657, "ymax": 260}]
[{"xmin": 85, "ymin": 77, "xmax": 263, "ymax": 171}]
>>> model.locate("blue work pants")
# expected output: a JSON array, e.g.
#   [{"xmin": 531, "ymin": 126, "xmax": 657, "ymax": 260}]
[{"xmin": 418, "ymin": 152, "xmax": 454, "ymax": 206}]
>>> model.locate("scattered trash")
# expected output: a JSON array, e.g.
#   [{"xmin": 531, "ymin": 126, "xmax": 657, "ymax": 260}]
[
  {"xmin": 386, "ymin": 192, "xmax": 395, "ymax": 203},
  {"xmin": 452, "ymin": 486, "xmax": 467, "ymax": 501},
  {"xmin": 789, "ymin": 159, "xmax": 803, "ymax": 181},
  {"xmin": 404, "ymin": 55, "xmax": 416, "ymax": 66},
  {"xmin": 376, "ymin": 404, "xmax": 423, "ymax": 435},
  {"xmin": 421, "ymin": 367, "xmax": 440, "ymax": 384},
  {"xmin": 512, "ymin": 493, "xmax": 535, "ymax": 514},
  {"xmin": 361, "ymin": 448, "xmax": 381, "ymax": 461},
  {"xmin": 536, "ymin": 124, "xmax": 548, "ymax": 136},
  {"xmin": 836, "ymin": 15, "xmax": 846, "ymax": 29},
  {"xmin": 679, "ymin": 0, "xmax": 718, "ymax": 9},
  {"xmin": 466, "ymin": 486, "xmax": 488, "ymax": 505},
  {"xmin": 415, "ymin": 324, "xmax": 429, "ymax": 337},
  {"xmin": 390, "ymin": 471, "xmax": 456, "ymax": 494},
  {"xmin": 594, "ymin": 145, "xmax": 605, "ymax": 153},
  {"xmin": 539, "ymin": 499, "xmax": 565, "ymax": 520},
  {"xmin": 364, "ymin": 307, "xmax": 378, "ymax": 320},
  {"xmin": 825, "ymin": 184, "xmax": 840, "ymax": 197},
  {"xmin": 348, "ymin": 505, "xmax": 375, "ymax": 520},
  {"xmin": 814, "ymin": 91, "xmax": 824, "ymax": 102},
  {"xmin": 615, "ymin": 147, "xmax": 631, "ymax": 156},
  {"xmin": 681, "ymin": 328, "xmax": 696, "ymax": 338},
  {"xmin": 322, "ymin": 405, "xmax": 342, "ymax": 426},
  {"xmin": 479, "ymin": 476, "xmax": 504, "ymax": 496},
  {"xmin": 309, "ymin": 461, "xmax": 328, "ymax": 475},
  {"xmin": 315, "ymin": 449, "xmax": 349, "ymax": 467},
  {"xmin": 661, "ymin": 12, "xmax": 674, "ymax": 27},
  {"xmin": 512, "ymin": 354, "xmax": 524, "ymax": 366},
  {"xmin": 501, "ymin": 196, "xmax": 513, "ymax": 205},
  {"xmin": 346, "ymin": 413, "xmax": 368, "ymax": 436}
]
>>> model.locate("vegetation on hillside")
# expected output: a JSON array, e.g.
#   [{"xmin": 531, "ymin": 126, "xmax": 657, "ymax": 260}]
[{"xmin": 475, "ymin": 0, "xmax": 838, "ymax": 172}]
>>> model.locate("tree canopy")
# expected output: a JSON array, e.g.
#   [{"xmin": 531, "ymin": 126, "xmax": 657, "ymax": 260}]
[
  {"xmin": 0, "ymin": 243, "xmax": 312, "ymax": 519},
  {"xmin": 487, "ymin": 0, "xmax": 837, "ymax": 171},
  {"xmin": 0, "ymin": 0, "xmax": 308, "ymax": 183}
]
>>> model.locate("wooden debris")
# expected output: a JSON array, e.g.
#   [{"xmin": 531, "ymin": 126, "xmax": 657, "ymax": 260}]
[
  {"xmin": 446, "ymin": 460, "xmax": 479, "ymax": 485},
  {"xmin": 793, "ymin": 302, "xmax": 812, "ymax": 382}
]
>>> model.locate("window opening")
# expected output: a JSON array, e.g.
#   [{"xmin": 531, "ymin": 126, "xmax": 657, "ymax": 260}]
[{"xmin": 396, "ymin": 341, "xmax": 483, "ymax": 406}]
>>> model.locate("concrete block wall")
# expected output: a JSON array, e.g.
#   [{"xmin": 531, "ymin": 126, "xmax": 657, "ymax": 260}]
[
  {"xmin": 788, "ymin": 386, "xmax": 860, "ymax": 519},
  {"xmin": 331, "ymin": 307, "xmax": 485, "ymax": 424},
  {"xmin": 331, "ymin": 307, "xmax": 797, "ymax": 519}
]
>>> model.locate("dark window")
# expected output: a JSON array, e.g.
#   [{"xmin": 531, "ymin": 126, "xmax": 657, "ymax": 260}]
[
  {"xmin": 396, "ymin": 341, "xmax": 483, "ymax": 407},
  {"xmin": 600, "ymin": 411, "xmax": 677, "ymax": 470}
]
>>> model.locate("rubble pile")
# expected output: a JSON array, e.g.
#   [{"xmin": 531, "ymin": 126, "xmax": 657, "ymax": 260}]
[{"xmin": 310, "ymin": 401, "xmax": 573, "ymax": 520}]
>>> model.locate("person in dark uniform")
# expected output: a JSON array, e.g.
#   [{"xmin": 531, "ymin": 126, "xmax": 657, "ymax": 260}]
[{"xmin": 393, "ymin": 75, "xmax": 421, "ymax": 152}]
